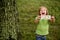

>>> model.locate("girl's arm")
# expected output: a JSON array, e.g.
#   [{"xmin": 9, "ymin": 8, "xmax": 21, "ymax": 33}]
[
  {"xmin": 34, "ymin": 15, "xmax": 41, "ymax": 23},
  {"xmin": 50, "ymin": 16, "xmax": 55, "ymax": 23}
]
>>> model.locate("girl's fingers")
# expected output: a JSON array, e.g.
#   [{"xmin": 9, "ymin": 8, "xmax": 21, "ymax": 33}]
[{"xmin": 51, "ymin": 16, "xmax": 55, "ymax": 19}]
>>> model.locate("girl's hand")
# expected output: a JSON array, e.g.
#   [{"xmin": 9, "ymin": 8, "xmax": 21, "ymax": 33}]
[
  {"xmin": 51, "ymin": 16, "xmax": 55, "ymax": 19},
  {"xmin": 50, "ymin": 16, "xmax": 55, "ymax": 22},
  {"xmin": 37, "ymin": 16, "xmax": 41, "ymax": 20},
  {"xmin": 34, "ymin": 15, "xmax": 41, "ymax": 23}
]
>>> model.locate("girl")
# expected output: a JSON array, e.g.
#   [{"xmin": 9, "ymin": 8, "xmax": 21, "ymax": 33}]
[{"xmin": 34, "ymin": 6, "xmax": 55, "ymax": 40}]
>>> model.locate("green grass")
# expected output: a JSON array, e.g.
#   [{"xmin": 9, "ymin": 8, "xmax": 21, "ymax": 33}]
[{"xmin": 16, "ymin": 0, "xmax": 60, "ymax": 40}]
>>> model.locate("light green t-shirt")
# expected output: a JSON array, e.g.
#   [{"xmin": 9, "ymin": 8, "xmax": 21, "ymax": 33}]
[{"xmin": 35, "ymin": 15, "xmax": 51, "ymax": 35}]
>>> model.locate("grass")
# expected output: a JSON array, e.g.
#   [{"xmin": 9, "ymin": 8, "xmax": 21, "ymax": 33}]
[{"xmin": 16, "ymin": 0, "xmax": 60, "ymax": 40}]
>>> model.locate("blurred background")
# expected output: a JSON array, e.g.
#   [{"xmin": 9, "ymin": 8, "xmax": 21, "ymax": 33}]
[{"xmin": 0, "ymin": 0, "xmax": 60, "ymax": 40}]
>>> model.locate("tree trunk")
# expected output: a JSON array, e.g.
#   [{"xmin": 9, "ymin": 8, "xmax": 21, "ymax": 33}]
[{"xmin": 0, "ymin": 0, "xmax": 19, "ymax": 40}]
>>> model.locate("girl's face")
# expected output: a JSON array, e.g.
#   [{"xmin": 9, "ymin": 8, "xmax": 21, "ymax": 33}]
[{"xmin": 40, "ymin": 7, "xmax": 47, "ymax": 15}]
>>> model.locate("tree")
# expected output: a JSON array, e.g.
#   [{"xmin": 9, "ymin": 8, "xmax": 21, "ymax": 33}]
[{"xmin": 0, "ymin": 0, "xmax": 19, "ymax": 40}]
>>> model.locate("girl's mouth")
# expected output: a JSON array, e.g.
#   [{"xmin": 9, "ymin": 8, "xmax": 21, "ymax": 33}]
[{"xmin": 42, "ymin": 13, "xmax": 45, "ymax": 14}]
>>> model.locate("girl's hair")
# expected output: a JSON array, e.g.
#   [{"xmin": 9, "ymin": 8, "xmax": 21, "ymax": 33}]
[{"xmin": 38, "ymin": 6, "xmax": 49, "ymax": 15}]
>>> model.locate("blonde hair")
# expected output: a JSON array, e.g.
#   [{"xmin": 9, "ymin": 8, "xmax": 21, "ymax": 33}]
[{"xmin": 38, "ymin": 6, "xmax": 48, "ymax": 15}]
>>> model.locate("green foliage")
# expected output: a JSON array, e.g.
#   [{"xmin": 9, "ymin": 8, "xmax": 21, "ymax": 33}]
[
  {"xmin": 0, "ymin": 0, "xmax": 60, "ymax": 40},
  {"xmin": 16, "ymin": 0, "xmax": 60, "ymax": 40}
]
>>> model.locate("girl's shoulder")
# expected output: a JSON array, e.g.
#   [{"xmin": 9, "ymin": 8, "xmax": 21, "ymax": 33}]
[
  {"xmin": 46, "ymin": 15, "xmax": 51, "ymax": 17},
  {"xmin": 46, "ymin": 15, "xmax": 51, "ymax": 16},
  {"xmin": 35, "ymin": 15, "xmax": 41, "ymax": 19}
]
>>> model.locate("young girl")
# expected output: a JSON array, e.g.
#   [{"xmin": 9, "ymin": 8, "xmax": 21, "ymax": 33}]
[{"xmin": 34, "ymin": 6, "xmax": 55, "ymax": 40}]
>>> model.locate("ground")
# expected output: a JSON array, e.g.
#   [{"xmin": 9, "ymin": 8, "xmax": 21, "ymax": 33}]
[{"xmin": 16, "ymin": 0, "xmax": 60, "ymax": 40}]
